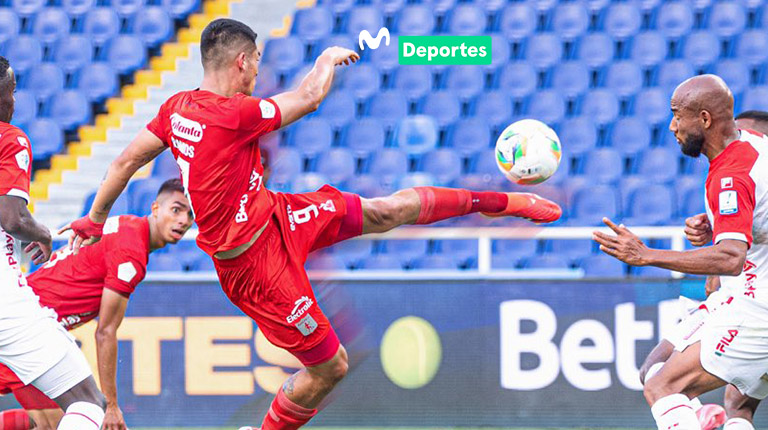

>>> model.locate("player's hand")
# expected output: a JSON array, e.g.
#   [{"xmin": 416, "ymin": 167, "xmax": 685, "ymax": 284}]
[
  {"xmin": 24, "ymin": 240, "xmax": 52, "ymax": 265},
  {"xmin": 102, "ymin": 404, "xmax": 127, "ymax": 430},
  {"xmin": 322, "ymin": 46, "xmax": 360, "ymax": 66},
  {"xmin": 58, "ymin": 216, "xmax": 105, "ymax": 254},
  {"xmin": 592, "ymin": 218, "xmax": 651, "ymax": 266},
  {"xmin": 684, "ymin": 213, "xmax": 712, "ymax": 246},
  {"xmin": 705, "ymin": 275, "xmax": 721, "ymax": 297}
]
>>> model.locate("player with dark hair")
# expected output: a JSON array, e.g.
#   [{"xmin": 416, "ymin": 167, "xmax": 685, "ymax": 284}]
[
  {"xmin": 63, "ymin": 18, "xmax": 561, "ymax": 430},
  {"xmin": 0, "ymin": 178, "xmax": 193, "ymax": 430},
  {"xmin": 0, "ymin": 56, "xmax": 108, "ymax": 430},
  {"xmin": 595, "ymin": 75, "xmax": 768, "ymax": 430}
]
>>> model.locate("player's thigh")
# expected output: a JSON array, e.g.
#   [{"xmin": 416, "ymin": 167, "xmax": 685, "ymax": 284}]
[
  {"xmin": 30, "ymin": 335, "xmax": 97, "ymax": 409},
  {"xmin": 644, "ymin": 341, "xmax": 727, "ymax": 404},
  {"xmin": 14, "ymin": 382, "xmax": 59, "ymax": 411},
  {"xmin": 27, "ymin": 408, "xmax": 64, "ymax": 430}
]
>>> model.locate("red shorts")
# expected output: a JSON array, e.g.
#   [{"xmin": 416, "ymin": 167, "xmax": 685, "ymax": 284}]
[
  {"xmin": 0, "ymin": 364, "xmax": 58, "ymax": 409},
  {"xmin": 213, "ymin": 185, "xmax": 363, "ymax": 367}
]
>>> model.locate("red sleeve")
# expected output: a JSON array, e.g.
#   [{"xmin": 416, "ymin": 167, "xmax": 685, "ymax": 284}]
[
  {"xmin": 146, "ymin": 102, "xmax": 169, "ymax": 146},
  {"xmin": 104, "ymin": 241, "xmax": 147, "ymax": 297},
  {"xmin": 240, "ymin": 96, "xmax": 282, "ymax": 139},
  {"xmin": 706, "ymin": 172, "xmax": 756, "ymax": 247},
  {"xmin": 0, "ymin": 130, "xmax": 32, "ymax": 203}
]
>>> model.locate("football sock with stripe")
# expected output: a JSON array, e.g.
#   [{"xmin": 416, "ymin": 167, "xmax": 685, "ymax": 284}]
[
  {"xmin": 413, "ymin": 187, "xmax": 508, "ymax": 224},
  {"xmin": 651, "ymin": 394, "xmax": 701, "ymax": 430},
  {"xmin": 724, "ymin": 418, "xmax": 755, "ymax": 430},
  {"xmin": 260, "ymin": 389, "xmax": 317, "ymax": 430},
  {"xmin": 0, "ymin": 409, "xmax": 29, "ymax": 430}
]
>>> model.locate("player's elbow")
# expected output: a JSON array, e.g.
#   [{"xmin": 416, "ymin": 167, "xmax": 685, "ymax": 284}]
[{"xmin": 95, "ymin": 326, "xmax": 117, "ymax": 342}]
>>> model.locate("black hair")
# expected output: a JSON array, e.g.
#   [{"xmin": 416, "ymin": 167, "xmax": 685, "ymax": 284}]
[
  {"xmin": 157, "ymin": 178, "xmax": 185, "ymax": 196},
  {"xmin": 736, "ymin": 110, "xmax": 768, "ymax": 123},
  {"xmin": 0, "ymin": 56, "xmax": 12, "ymax": 91},
  {"xmin": 200, "ymin": 18, "xmax": 258, "ymax": 69}
]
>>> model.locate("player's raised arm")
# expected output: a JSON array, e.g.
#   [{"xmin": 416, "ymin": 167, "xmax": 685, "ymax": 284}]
[
  {"xmin": 95, "ymin": 288, "xmax": 129, "ymax": 430},
  {"xmin": 271, "ymin": 46, "xmax": 359, "ymax": 128}
]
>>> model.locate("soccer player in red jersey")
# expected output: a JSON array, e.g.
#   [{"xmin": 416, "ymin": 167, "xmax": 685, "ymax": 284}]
[
  {"xmin": 63, "ymin": 19, "xmax": 562, "ymax": 429},
  {"xmin": 0, "ymin": 178, "xmax": 193, "ymax": 430},
  {"xmin": 595, "ymin": 75, "xmax": 768, "ymax": 430}
]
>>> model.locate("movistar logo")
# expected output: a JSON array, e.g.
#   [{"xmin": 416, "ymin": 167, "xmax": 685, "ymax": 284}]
[{"xmin": 359, "ymin": 27, "xmax": 390, "ymax": 50}]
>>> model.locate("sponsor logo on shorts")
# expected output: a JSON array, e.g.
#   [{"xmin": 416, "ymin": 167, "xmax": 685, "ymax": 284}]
[
  {"xmin": 715, "ymin": 329, "xmax": 739, "ymax": 356},
  {"xmin": 296, "ymin": 314, "xmax": 318, "ymax": 336},
  {"xmin": 170, "ymin": 113, "xmax": 204, "ymax": 143},
  {"xmin": 287, "ymin": 296, "xmax": 313, "ymax": 324}
]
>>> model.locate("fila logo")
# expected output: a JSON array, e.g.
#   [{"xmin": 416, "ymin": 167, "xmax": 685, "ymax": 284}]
[
  {"xmin": 715, "ymin": 329, "xmax": 739, "ymax": 356},
  {"xmin": 721, "ymin": 177, "xmax": 733, "ymax": 189},
  {"xmin": 170, "ymin": 113, "xmax": 204, "ymax": 143},
  {"xmin": 359, "ymin": 27, "xmax": 390, "ymax": 50}
]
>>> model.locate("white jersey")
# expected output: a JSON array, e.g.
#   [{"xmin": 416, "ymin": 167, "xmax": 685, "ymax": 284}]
[{"xmin": 704, "ymin": 129, "xmax": 768, "ymax": 300}]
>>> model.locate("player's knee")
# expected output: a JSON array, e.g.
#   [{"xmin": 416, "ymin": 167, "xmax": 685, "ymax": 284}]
[
  {"xmin": 724, "ymin": 386, "xmax": 756, "ymax": 420},
  {"xmin": 643, "ymin": 376, "xmax": 670, "ymax": 405},
  {"xmin": 364, "ymin": 198, "xmax": 401, "ymax": 230}
]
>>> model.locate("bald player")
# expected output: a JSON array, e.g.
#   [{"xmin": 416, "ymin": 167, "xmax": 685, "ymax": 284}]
[{"xmin": 594, "ymin": 75, "xmax": 768, "ymax": 430}]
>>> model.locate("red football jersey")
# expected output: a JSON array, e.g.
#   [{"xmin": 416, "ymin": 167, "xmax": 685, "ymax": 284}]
[
  {"xmin": 146, "ymin": 90, "xmax": 282, "ymax": 255},
  {"xmin": 27, "ymin": 215, "xmax": 150, "ymax": 329},
  {"xmin": 0, "ymin": 122, "xmax": 32, "ymax": 204}
]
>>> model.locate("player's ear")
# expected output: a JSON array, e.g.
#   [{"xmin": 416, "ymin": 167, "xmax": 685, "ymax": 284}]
[
  {"xmin": 236, "ymin": 51, "xmax": 247, "ymax": 71},
  {"xmin": 151, "ymin": 200, "xmax": 160, "ymax": 217},
  {"xmin": 701, "ymin": 110, "xmax": 713, "ymax": 129}
]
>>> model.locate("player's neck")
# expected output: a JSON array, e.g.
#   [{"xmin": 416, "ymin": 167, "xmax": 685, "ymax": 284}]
[
  {"xmin": 704, "ymin": 128, "xmax": 741, "ymax": 161},
  {"xmin": 199, "ymin": 72, "xmax": 241, "ymax": 98},
  {"xmin": 147, "ymin": 216, "xmax": 166, "ymax": 251}
]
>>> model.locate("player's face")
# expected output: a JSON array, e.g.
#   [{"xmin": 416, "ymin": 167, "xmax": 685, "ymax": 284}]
[
  {"xmin": 0, "ymin": 68, "xmax": 16, "ymax": 123},
  {"xmin": 241, "ymin": 47, "xmax": 261, "ymax": 96},
  {"xmin": 670, "ymin": 101, "xmax": 705, "ymax": 158},
  {"xmin": 153, "ymin": 191, "xmax": 194, "ymax": 244}
]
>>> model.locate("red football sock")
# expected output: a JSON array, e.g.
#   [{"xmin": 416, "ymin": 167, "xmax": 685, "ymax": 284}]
[
  {"xmin": 413, "ymin": 187, "xmax": 508, "ymax": 224},
  {"xmin": 0, "ymin": 409, "xmax": 30, "ymax": 430},
  {"xmin": 260, "ymin": 389, "xmax": 317, "ymax": 430}
]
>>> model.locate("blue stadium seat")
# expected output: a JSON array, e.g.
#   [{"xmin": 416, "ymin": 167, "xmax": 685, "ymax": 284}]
[
  {"xmin": 62, "ymin": 0, "xmax": 94, "ymax": 16},
  {"xmin": 715, "ymin": 60, "xmax": 750, "ymax": 95},
  {"xmin": 148, "ymin": 253, "xmax": 184, "ymax": 272},
  {"xmin": 161, "ymin": 0, "xmax": 198, "ymax": 19},
  {"xmin": 429, "ymin": 0, "xmax": 458, "ymax": 15},
  {"xmin": 127, "ymin": 177, "xmax": 162, "ymax": 211},
  {"xmin": 690, "ymin": 0, "xmax": 713, "ymax": 10},
  {"xmin": 347, "ymin": 6, "xmax": 383, "ymax": 36},
  {"xmin": 27, "ymin": 64, "xmax": 64, "ymax": 101},
  {"xmin": 637, "ymin": 147, "xmax": 679, "ymax": 183},
  {"xmin": 360, "ymin": 255, "xmax": 403, "ymax": 270},
  {"xmin": 383, "ymin": 239, "xmax": 429, "ymax": 259},
  {"xmin": 576, "ymin": 33, "xmax": 614, "ymax": 69},
  {"xmin": 445, "ymin": 65, "xmax": 484, "ymax": 101},
  {"xmin": 293, "ymin": 7, "xmax": 333, "ymax": 43},
  {"xmin": 473, "ymin": 91, "xmax": 511, "ymax": 129},
  {"xmin": 82, "ymin": 191, "xmax": 131, "ymax": 218},
  {"xmin": 500, "ymin": 3, "xmax": 536, "ymax": 40},
  {"xmin": 521, "ymin": 254, "xmax": 571, "ymax": 270},
  {"xmin": 581, "ymin": 89, "xmax": 619, "ymax": 126},
  {"xmin": 478, "ymin": 0, "xmax": 505, "ymax": 13},
  {"xmin": 77, "ymin": 63, "xmax": 118, "ymax": 102},
  {"xmin": 27, "ymin": 119, "xmax": 63, "ymax": 160},
  {"xmin": 491, "ymin": 254, "xmax": 521, "ymax": 270},
  {"xmin": 11, "ymin": 91, "xmax": 36, "ymax": 127},
  {"xmin": 527, "ymin": 90, "xmax": 565, "ymax": 124},
  {"xmin": 626, "ymin": 184, "xmax": 675, "ymax": 225},
  {"xmin": 605, "ymin": 61, "xmax": 643, "ymax": 97},
  {"xmin": 582, "ymin": 148, "xmax": 623, "ymax": 183},
  {"xmin": 152, "ymin": 150, "xmax": 179, "ymax": 178},
  {"xmin": 680, "ymin": 182, "xmax": 705, "ymax": 217},
  {"xmin": 346, "ymin": 174, "xmax": 396, "ymax": 198},
  {"xmin": 0, "ymin": 9, "xmax": 19, "ymax": 46},
  {"xmin": 745, "ymin": 0, "xmax": 766, "ymax": 10},
  {"xmin": 317, "ymin": 148, "xmax": 355, "ymax": 184},
  {"xmin": 55, "ymin": 35, "xmax": 93, "ymax": 73},
  {"xmin": 397, "ymin": 5, "xmax": 435, "ymax": 36},
  {"xmin": 318, "ymin": 0, "xmax": 354, "ymax": 15},
  {"xmin": 393, "ymin": 66, "xmax": 432, "ymax": 102},
  {"xmin": 317, "ymin": 92, "xmax": 355, "ymax": 130},
  {"xmin": 346, "ymin": 118, "xmax": 385, "ymax": 158},
  {"xmin": 448, "ymin": 4, "xmax": 486, "ymax": 35},
  {"xmin": 51, "ymin": 91, "xmax": 91, "ymax": 130},
  {"xmin": 741, "ymin": 86, "xmax": 768, "ymax": 111},
  {"xmin": 371, "ymin": 0, "xmax": 406, "ymax": 15},
  {"xmin": 305, "ymin": 254, "xmax": 348, "ymax": 271},
  {"xmin": 134, "ymin": 7, "xmax": 172, "ymax": 47},
  {"xmin": 558, "ymin": 117, "xmax": 596, "ymax": 156},
  {"xmin": 710, "ymin": 2, "xmax": 746, "ymax": 38},
  {"xmin": 341, "ymin": 64, "xmax": 380, "ymax": 101},
  {"xmin": 395, "ymin": 115, "xmax": 438, "ymax": 155},
  {"xmin": 485, "ymin": 34, "xmax": 510, "ymax": 73},
  {"xmin": 580, "ymin": 255, "xmax": 626, "ymax": 277},
  {"xmin": 190, "ymin": 254, "xmax": 215, "ymax": 272},
  {"xmin": 546, "ymin": 239, "xmax": 594, "ymax": 261},
  {"xmin": 253, "ymin": 65, "xmax": 279, "ymax": 98},
  {"xmin": 422, "ymin": 149, "xmax": 462, "ymax": 186},
  {"xmin": 634, "ymin": 88, "xmax": 670, "ymax": 125},
  {"xmin": 618, "ymin": 175, "xmax": 646, "ymax": 214},
  {"xmin": 84, "ymin": 8, "xmax": 120, "ymax": 45},
  {"xmin": 11, "ymin": 0, "xmax": 44, "ymax": 16},
  {"xmin": 449, "ymin": 118, "xmax": 491, "ymax": 157},
  {"xmin": 314, "ymin": 35, "xmax": 356, "ymax": 57},
  {"xmin": 331, "ymin": 239, "xmax": 373, "ymax": 259},
  {"xmin": 107, "ymin": 35, "xmax": 147, "ymax": 74},
  {"xmin": 528, "ymin": 0, "xmax": 557, "ymax": 13},
  {"xmin": 683, "ymin": 31, "xmax": 719, "ymax": 68},
  {"xmin": 398, "ymin": 172, "xmax": 435, "ymax": 188},
  {"xmin": 611, "ymin": 117, "xmax": 651, "ymax": 156},
  {"xmin": 657, "ymin": 2, "xmax": 694, "ymax": 39},
  {"xmin": 367, "ymin": 90, "xmax": 407, "ymax": 130},
  {"xmin": 552, "ymin": 1, "xmax": 588, "ymax": 40},
  {"xmin": 736, "ymin": 30, "xmax": 768, "ymax": 67},
  {"xmin": 658, "ymin": 60, "xmax": 694, "ymax": 91},
  {"xmin": 423, "ymin": 91, "xmax": 461, "ymax": 128},
  {"xmin": 631, "ymin": 32, "xmax": 667, "ymax": 68},
  {"xmin": 263, "ymin": 37, "xmax": 304, "ymax": 74},
  {"xmin": 369, "ymin": 36, "xmax": 400, "ymax": 73},
  {"xmin": 439, "ymin": 239, "xmax": 477, "ymax": 261},
  {"xmin": 552, "ymin": 61, "xmax": 589, "ymax": 99},
  {"xmin": 5, "ymin": 36, "xmax": 42, "ymax": 74},
  {"xmin": 414, "ymin": 255, "xmax": 460, "ymax": 270},
  {"xmin": 369, "ymin": 149, "xmax": 408, "ymax": 185},
  {"xmin": 113, "ymin": 0, "xmax": 143, "ymax": 17},
  {"xmin": 604, "ymin": 3, "xmax": 641, "ymax": 39},
  {"xmin": 292, "ymin": 173, "xmax": 328, "ymax": 193},
  {"xmin": 524, "ymin": 33, "xmax": 563, "ymax": 69},
  {"xmin": 498, "ymin": 63, "xmax": 537, "ymax": 99},
  {"xmin": 267, "ymin": 148, "xmax": 301, "ymax": 189},
  {"xmin": 632, "ymin": 265, "xmax": 673, "ymax": 278},
  {"xmin": 493, "ymin": 239, "xmax": 538, "ymax": 258},
  {"xmin": 291, "ymin": 118, "xmax": 332, "ymax": 157},
  {"xmin": 32, "ymin": 8, "xmax": 70, "ymax": 45},
  {"xmin": 571, "ymin": 185, "xmax": 620, "ymax": 225}
]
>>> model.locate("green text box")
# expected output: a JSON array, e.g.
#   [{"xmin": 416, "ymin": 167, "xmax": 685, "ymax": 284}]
[{"xmin": 399, "ymin": 36, "xmax": 492, "ymax": 65}]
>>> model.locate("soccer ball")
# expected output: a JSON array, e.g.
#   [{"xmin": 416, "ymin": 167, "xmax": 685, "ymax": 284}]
[{"xmin": 495, "ymin": 119, "xmax": 562, "ymax": 185}]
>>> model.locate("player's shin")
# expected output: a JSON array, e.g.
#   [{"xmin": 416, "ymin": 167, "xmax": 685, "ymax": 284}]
[
  {"xmin": 724, "ymin": 417, "xmax": 755, "ymax": 430},
  {"xmin": 651, "ymin": 394, "xmax": 702, "ymax": 430},
  {"xmin": 56, "ymin": 402, "xmax": 104, "ymax": 430},
  {"xmin": 412, "ymin": 187, "xmax": 507, "ymax": 224},
  {"xmin": 0, "ymin": 409, "xmax": 30, "ymax": 430}
]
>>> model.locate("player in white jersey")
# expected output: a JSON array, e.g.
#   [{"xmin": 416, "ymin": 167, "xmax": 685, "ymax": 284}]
[
  {"xmin": 594, "ymin": 75, "xmax": 768, "ymax": 430},
  {"xmin": 0, "ymin": 56, "xmax": 106, "ymax": 430}
]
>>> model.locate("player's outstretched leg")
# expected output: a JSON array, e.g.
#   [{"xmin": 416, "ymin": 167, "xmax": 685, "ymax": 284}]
[
  {"xmin": 50, "ymin": 377, "xmax": 105, "ymax": 430},
  {"xmin": 723, "ymin": 385, "xmax": 760, "ymax": 430},
  {"xmin": 0, "ymin": 409, "xmax": 29, "ymax": 429},
  {"xmin": 360, "ymin": 186, "xmax": 561, "ymax": 234}
]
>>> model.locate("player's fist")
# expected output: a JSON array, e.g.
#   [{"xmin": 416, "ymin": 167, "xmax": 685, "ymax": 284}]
[
  {"xmin": 58, "ymin": 216, "xmax": 105, "ymax": 254},
  {"xmin": 103, "ymin": 404, "xmax": 127, "ymax": 430},
  {"xmin": 684, "ymin": 213, "xmax": 712, "ymax": 247},
  {"xmin": 322, "ymin": 46, "xmax": 360, "ymax": 66}
]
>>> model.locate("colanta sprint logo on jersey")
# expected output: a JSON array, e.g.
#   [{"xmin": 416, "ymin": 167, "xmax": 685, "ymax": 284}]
[{"xmin": 170, "ymin": 113, "xmax": 204, "ymax": 143}]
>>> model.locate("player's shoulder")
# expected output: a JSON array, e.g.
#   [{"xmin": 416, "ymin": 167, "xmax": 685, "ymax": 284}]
[
  {"xmin": 105, "ymin": 215, "xmax": 149, "ymax": 248},
  {"xmin": 0, "ymin": 123, "xmax": 30, "ymax": 149},
  {"xmin": 237, "ymin": 94, "xmax": 278, "ymax": 120}
]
